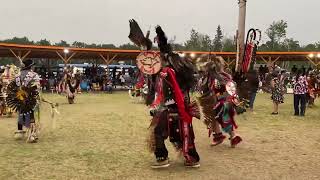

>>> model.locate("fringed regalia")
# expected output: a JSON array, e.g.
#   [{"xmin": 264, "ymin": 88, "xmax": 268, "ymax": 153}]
[
  {"xmin": 148, "ymin": 26, "xmax": 200, "ymax": 168},
  {"xmin": 7, "ymin": 60, "xmax": 59, "ymax": 143},
  {"xmin": 307, "ymin": 70, "xmax": 320, "ymax": 106},
  {"xmin": 7, "ymin": 68, "xmax": 41, "ymax": 143},
  {"xmin": 195, "ymin": 56, "xmax": 245, "ymax": 147},
  {"xmin": 128, "ymin": 19, "xmax": 200, "ymax": 168},
  {"xmin": 148, "ymin": 65, "xmax": 200, "ymax": 164},
  {"xmin": 195, "ymin": 28, "xmax": 262, "ymax": 147},
  {"xmin": 64, "ymin": 68, "xmax": 80, "ymax": 104},
  {"xmin": 0, "ymin": 65, "xmax": 18, "ymax": 116}
]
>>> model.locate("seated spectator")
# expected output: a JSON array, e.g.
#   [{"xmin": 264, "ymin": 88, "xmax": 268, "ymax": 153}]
[
  {"xmin": 48, "ymin": 77, "xmax": 55, "ymax": 93},
  {"xmin": 104, "ymin": 79, "xmax": 113, "ymax": 93},
  {"xmin": 80, "ymin": 79, "xmax": 90, "ymax": 92}
]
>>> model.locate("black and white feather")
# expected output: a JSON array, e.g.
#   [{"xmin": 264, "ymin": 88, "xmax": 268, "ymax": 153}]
[
  {"xmin": 128, "ymin": 19, "xmax": 152, "ymax": 50},
  {"xmin": 6, "ymin": 81, "xmax": 39, "ymax": 114}
]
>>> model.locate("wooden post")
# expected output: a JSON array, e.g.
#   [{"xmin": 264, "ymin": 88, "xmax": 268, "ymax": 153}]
[{"xmin": 235, "ymin": 0, "xmax": 247, "ymax": 72}]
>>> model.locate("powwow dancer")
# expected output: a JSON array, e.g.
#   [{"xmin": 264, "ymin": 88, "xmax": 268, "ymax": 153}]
[
  {"xmin": 195, "ymin": 55, "xmax": 246, "ymax": 148},
  {"xmin": 0, "ymin": 65, "xmax": 18, "ymax": 116},
  {"xmin": 60, "ymin": 66, "xmax": 80, "ymax": 104},
  {"xmin": 194, "ymin": 29, "xmax": 261, "ymax": 147},
  {"xmin": 0, "ymin": 68, "xmax": 8, "ymax": 116},
  {"xmin": 128, "ymin": 19, "xmax": 200, "ymax": 168},
  {"xmin": 7, "ymin": 59, "xmax": 58, "ymax": 143},
  {"xmin": 307, "ymin": 70, "xmax": 320, "ymax": 106}
]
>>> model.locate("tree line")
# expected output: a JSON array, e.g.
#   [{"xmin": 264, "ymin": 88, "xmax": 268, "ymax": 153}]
[{"xmin": 1, "ymin": 20, "xmax": 319, "ymax": 52}]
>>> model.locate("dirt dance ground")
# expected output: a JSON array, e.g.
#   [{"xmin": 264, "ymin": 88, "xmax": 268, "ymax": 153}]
[{"xmin": 0, "ymin": 92, "xmax": 320, "ymax": 180}]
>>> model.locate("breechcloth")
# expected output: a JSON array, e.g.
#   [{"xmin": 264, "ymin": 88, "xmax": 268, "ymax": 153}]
[{"xmin": 154, "ymin": 106, "xmax": 200, "ymax": 162}]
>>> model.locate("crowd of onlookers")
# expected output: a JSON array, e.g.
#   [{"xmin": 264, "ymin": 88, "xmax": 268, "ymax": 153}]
[
  {"xmin": 250, "ymin": 64, "xmax": 319, "ymax": 116},
  {"xmin": 37, "ymin": 65, "xmax": 140, "ymax": 93},
  {"xmin": 36, "ymin": 63, "xmax": 319, "ymax": 117}
]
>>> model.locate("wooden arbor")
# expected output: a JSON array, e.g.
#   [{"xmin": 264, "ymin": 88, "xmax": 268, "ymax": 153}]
[{"xmin": 0, "ymin": 43, "xmax": 319, "ymax": 70}]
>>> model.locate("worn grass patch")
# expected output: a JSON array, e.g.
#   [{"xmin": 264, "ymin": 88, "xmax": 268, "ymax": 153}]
[{"xmin": 0, "ymin": 92, "xmax": 320, "ymax": 180}]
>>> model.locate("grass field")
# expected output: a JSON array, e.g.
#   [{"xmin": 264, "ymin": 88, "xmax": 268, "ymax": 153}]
[{"xmin": 0, "ymin": 92, "xmax": 320, "ymax": 180}]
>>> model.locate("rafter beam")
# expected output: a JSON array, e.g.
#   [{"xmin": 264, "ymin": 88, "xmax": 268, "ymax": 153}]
[
  {"xmin": 271, "ymin": 56, "xmax": 280, "ymax": 64},
  {"xmin": 260, "ymin": 56, "xmax": 268, "ymax": 64},
  {"xmin": 56, "ymin": 51, "xmax": 66, "ymax": 62},
  {"xmin": 9, "ymin": 49, "xmax": 31, "ymax": 67},
  {"xmin": 22, "ymin": 50, "xmax": 31, "ymax": 60},
  {"xmin": 99, "ymin": 53, "xmax": 117, "ymax": 65},
  {"xmin": 306, "ymin": 57, "xmax": 319, "ymax": 66},
  {"xmin": 66, "ymin": 52, "xmax": 76, "ymax": 63},
  {"xmin": 56, "ymin": 51, "xmax": 76, "ymax": 65}
]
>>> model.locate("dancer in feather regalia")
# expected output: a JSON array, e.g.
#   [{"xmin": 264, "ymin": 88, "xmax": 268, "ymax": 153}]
[
  {"xmin": 151, "ymin": 25, "xmax": 200, "ymax": 168},
  {"xmin": 128, "ymin": 19, "xmax": 200, "ymax": 168},
  {"xmin": 0, "ymin": 68, "xmax": 8, "ymax": 116},
  {"xmin": 0, "ymin": 65, "xmax": 19, "ymax": 116},
  {"xmin": 7, "ymin": 59, "xmax": 58, "ymax": 143},
  {"xmin": 307, "ymin": 70, "xmax": 320, "ymax": 107},
  {"xmin": 195, "ymin": 55, "xmax": 246, "ymax": 148},
  {"xmin": 61, "ymin": 66, "xmax": 80, "ymax": 104},
  {"xmin": 194, "ymin": 29, "xmax": 261, "ymax": 147}
]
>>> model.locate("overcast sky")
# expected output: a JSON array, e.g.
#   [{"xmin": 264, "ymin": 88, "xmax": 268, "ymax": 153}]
[{"xmin": 0, "ymin": 0, "xmax": 318, "ymax": 46}]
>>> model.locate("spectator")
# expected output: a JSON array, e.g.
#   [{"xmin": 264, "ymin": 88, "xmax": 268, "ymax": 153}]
[
  {"xmin": 307, "ymin": 66, "xmax": 313, "ymax": 74},
  {"xmin": 105, "ymin": 79, "xmax": 113, "ymax": 93},
  {"xmin": 48, "ymin": 77, "xmax": 55, "ymax": 93},
  {"xmin": 129, "ymin": 67, "xmax": 134, "ymax": 77},
  {"xmin": 270, "ymin": 71, "xmax": 284, "ymax": 115},
  {"xmin": 248, "ymin": 70, "xmax": 260, "ymax": 111},
  {"xmin": 120, "ymin": 73, "xmax": 125, "ymax": 86},
  {"xmin": 293, "ymin": 70, "xmax": 308, "ymax": 116},
  {"xmin": 291, "ymin": 65, "xmax": 297, "ymax": 74},
  {"xmin": 301, "ymin": 66, "xmax": 306, "ymax": 74},
  {"xmin": 112, "ymin": 67, "xmax": 117, "ymax": 78},
  {"xmin": 259, "ymin": 65, "xmax": 264, "ymax": 75},
  {"xmin": 263, "ymin": 65, "xmax": 269, "ymax": 76}
]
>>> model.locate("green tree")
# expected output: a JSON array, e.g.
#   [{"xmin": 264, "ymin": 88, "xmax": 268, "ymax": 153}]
[
  {"xmin": 36, "ymin": 39, "xmax": 51, "ymax": 46},
  {"xmin": 118, "ymin": 43, "xmax": 139, "ymax": 50},
  {"xmin": 72, "ymin": 41, "xmax": 86, "ymax": 48},
  {"xmin": 316, "ymin": 42, "xmax": 320, "ymax": 50},
  {"xmin": 265, "ymin": 20, "xmax": 288, "ymax": 51},
  {"xmin": 86, "ymin": 43, "xmax": 98, "ymax": 48},
  {"xmin": 200, "ymin": 34, "xmax": 212, "ymax": 51},
  {"xmin": 101, "ymin": 44, "xmax": 117, "ymax": 49},
  {"xmin": 171, "ymin": 43, "xmax": 186, "ymax": 51},
  {"xmin": 212, "ymin": 25, "xmax": 223, "ymax": 51},
  {"xmin": 185, "ymin": 29, "xmax": 201, "ymax": 51},
  {"xmin": 55, "ymin": 40, "xmax": 70, "ymax": 47},
  {"xmin": 1, "ymin": 37, "xmax": 34, "ymax": 45},
  {"xmin": 222, "ymin": 37, "xmax": 236, "ymax": 52},
  {"xmin": 282, "ymin": 38, "xmax": 300, "ymax": 51},
  {"xmin": 304, "ymin": 43, "xmax": 317, "ymax": 51},
  {"xmin": 185, "ymin": 29, "xmax": 213, "ymax": 51}
]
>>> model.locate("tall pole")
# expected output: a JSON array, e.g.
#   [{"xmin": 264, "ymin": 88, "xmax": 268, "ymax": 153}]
[{"xmin": 235, "ymin": 0, "xmax": 247, "ymax": 72}]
